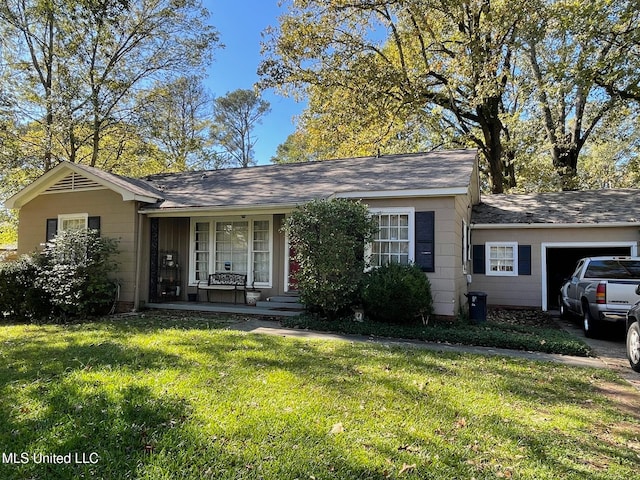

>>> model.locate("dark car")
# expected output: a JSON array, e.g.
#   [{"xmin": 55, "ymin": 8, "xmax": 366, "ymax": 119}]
[{"xmin": 626, "ymin": 285, "xmax": 640, "ymax": 372}]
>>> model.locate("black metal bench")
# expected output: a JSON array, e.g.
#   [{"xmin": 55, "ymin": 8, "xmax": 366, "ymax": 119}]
[{"xmin": 197, "ymin": 273, "xmax": 247, "ymax": 304}]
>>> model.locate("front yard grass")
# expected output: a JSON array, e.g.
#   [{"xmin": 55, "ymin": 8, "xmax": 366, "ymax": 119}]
[{"xmin": 1, "ymin": 314, "xmax": 638, "ymax": 479}]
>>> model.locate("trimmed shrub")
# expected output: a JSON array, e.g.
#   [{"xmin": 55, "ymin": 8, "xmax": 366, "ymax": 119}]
[
  {"xmin": 361, "ymin": 262, "xmax": 434, "ymax": 325},
  {"xmin": 36, "ymin": 229, "xmax": 120, "ymax": 317},
  {"xmin": 284, "ymin": 198, "xmax": 377, "ymax": 319},
  {"xmin": 0, "ymin": 254, "xmax": 51, "ymax": 321}
]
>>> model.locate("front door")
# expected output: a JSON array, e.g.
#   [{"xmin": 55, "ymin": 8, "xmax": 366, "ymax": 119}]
[{"xmin": 287, "ymin": 245, "xmax": 299, "ymax": 292}]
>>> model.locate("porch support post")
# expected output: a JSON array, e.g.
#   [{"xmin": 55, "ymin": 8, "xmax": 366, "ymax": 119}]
[{"xmin": 149, "ymin": 217, "xmax": 159, "ymax": 302}]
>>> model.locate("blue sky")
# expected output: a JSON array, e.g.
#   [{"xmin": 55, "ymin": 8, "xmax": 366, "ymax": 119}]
[{"xmin": 205, "ymin": 1, "xmax": 304, "ymax": 165}]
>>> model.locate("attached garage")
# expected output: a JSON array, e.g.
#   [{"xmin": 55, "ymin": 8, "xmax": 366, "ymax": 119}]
[
  {"xmin": 543, "ymin": 243, "xmax": 635, "ymax": 310},
  {"xmin": 470, "ymin": 190, "xmax": 640, "ymax": 311}
]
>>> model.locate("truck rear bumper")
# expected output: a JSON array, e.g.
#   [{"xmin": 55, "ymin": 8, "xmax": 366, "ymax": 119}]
[{"xmin": 598, "ymin": 311, "xmax": 628, "ymax": 323}]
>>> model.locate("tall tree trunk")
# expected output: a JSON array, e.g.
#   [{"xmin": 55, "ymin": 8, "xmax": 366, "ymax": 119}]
[
  {"xmin": 551, "ymin": 145, "xmax": 580, "ymax": 191},
  {"xmin": 477, "ymin": 97, "xmax": 506, "ymax": 194}
]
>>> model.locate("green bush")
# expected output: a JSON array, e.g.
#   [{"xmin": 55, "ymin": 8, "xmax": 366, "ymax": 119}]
[
  {"xmin": 36, "ymin": 229, "xmax": 120, "ymax": 318},
  {"xmin": 284, "ymin": 198, "xmax": 377, "ymax": 319},
  {"xmin": 0, "ymin": 254, "xmax": 51, "ymax": 321},
  {"xmin": 361, "ymin": 262, "xmax": 434, "ymax": 325}
]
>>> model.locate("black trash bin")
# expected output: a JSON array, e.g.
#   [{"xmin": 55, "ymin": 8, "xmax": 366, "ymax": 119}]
[{"xmin": 466, "ymin": 291, "xmax": 487, "ymax": 323}]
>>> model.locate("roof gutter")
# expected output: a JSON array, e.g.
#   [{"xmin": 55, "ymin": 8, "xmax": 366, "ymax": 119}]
[
  {"xmin": 471, "ymin": 222, "xmax": 640, "ymax": 230},
  {"xmin": 333, "ymin": 186, "xmax": 469, "ymax": 199},
  {"xmin": 139, "ymin": 202, "xmax": 298, "ymax": 217}
]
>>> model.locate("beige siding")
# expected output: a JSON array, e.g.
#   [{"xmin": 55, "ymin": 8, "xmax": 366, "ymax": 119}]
[
  {"xmin": 454, "ymin": 192, "xmax": 473, "ymax": 316},
  {"xmin": 470, "ymin": 226, "xmax": 640, "ymax": 309},
  {"xmin": 365, "ymin": 196, "xmax": 470, "ymax": 317},
  {"xmin": 17, "ymin": 189, "xmax": 140, "ymax": 306}
]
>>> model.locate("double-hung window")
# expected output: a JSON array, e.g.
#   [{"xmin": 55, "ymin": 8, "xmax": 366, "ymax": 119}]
[
  {"xmin": 369, "ymin": 209, "xmax": 415, "ymax": 267},
  {"xmin": 191, "ymin": 217, "xmax": 272, "ymax": 286},
  {"xmin": 58, "ymin": 213, "xmax": 88, "ymax": 232},
  {"xmin": 215, "ymin": 221, "xmax": 249, "ymax": 274},
  {"xmin": 194, "ymin": 222, "xmax": 210, "ymax": 281},
  {"xmin": 486, "ymin": 242, "xmax": 518, "ymax": 276}
]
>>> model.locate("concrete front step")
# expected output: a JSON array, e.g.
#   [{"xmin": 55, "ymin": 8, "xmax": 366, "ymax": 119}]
[
  {"xmin": 268, "ymin": 295, "xmax": 301, "ymax": 304},
  {"xmin": 256, "ymin": 300, "xmax": 304, "ymax": 310}
]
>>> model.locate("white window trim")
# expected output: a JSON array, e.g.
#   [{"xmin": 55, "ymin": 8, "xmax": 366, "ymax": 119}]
[
  {"xmin": 366, "ymin": 207, "xmax": 415, "ymax": 268},
  {"xmin": 485, "ymin": 241, "xmax": 518, "ymax": 277},
  {"xmin": 189, "ymin": 216, "xmax": 273, "ymax": 288},
  {"xmin": 58, "ymin": 213, "xmax": 88, "ymax": 232},
  {"xmin": 462, "ymin": 219, "xmax": 471, "ymax": 269}
]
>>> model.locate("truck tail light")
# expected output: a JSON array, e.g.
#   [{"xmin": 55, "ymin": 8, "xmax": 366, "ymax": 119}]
[{"xmin": 596, "ymin": 283, "xmax": 606, "ymax": 304}]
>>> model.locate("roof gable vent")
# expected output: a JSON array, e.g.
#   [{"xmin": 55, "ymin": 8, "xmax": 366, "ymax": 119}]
[{"xmin": 44, "ymin": 172, "xmax": 103, "ymax": 193}]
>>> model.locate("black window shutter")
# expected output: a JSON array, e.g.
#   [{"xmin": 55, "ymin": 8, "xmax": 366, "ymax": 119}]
[
  {"xmin": 518, "ymin": 245, "xmax": 532, "ymax": 275},
  {"xmin": 46, "ymin": 218, "xmax": 58, "ymax": 242},
  {"xmin": 415, "ymin": 211, "xmax": 435, "ymax": 272},
  {"xmin": 472, "ymin": 244, "xmax": 485, "ymax": 274},
  {"xmin": 88, "ymin": 216, "xmax": 101, "ymax": 233}
]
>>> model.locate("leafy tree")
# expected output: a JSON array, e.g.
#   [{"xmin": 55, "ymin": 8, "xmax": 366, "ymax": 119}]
[
  {"xmin": 137, "ymin": 76, "xmax": 217, "ymax": 171},
  {"xmin": 283, "ymin": 198, "xmax": 377, "ymax": 320},
  {"xmin": 286, "ymin": 85, "xmax": 456, "ymax": 161},
  {"xmin": 270, "ymin": 131, "xmax": 316, "ymax": 164},
  {"xmin": 260, "ymin": 0, "xmax": 539, "ymax": 192},
  {"xmin": 262, "ymin": 0, "xmax": 640, "ymax": 193},
  {"xmin": 521, "ymin": 0, "xmax": 630, "ymax": 190},
  {"xmin": 591, "ymin": 1, "xmax": 640, "ymax": 103},
  {"xmin": 0, "ymin": 0, "xmax": 219, "ymax": 172},
  {"xmin": 212, "ymin": 89, "xmax": 271, "ymax": 168}
]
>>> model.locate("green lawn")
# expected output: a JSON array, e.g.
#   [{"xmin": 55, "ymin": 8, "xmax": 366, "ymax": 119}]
[{"xmin": 1, "ymin": 314, "xmax": 639, "ymax": 479}]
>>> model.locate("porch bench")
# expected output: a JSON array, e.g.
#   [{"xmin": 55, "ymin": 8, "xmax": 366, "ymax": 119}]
[{"xmin": 197, "ymin": 273, "xmax": 247, "ymax": 304}]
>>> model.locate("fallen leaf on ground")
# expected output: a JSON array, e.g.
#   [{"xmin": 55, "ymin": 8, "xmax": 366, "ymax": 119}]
[
  {"xmin": 398, "ymin": 463, "xmax": 416, "ymax": 475},
  {"xmin": 329, "ymin": 422, "xmax": 344, "ymax": 434}
]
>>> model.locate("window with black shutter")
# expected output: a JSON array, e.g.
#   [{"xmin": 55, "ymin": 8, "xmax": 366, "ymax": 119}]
[
  {"xmin": 45, "ymin": 214, "xmax": 101, "ymax": 242},
  {"xmin": 415, "ymin": 211, "xmax": 435, "ymax": 272},
  {"xmin": 472, "ymin": 243, "xmax": 532, "ymax": 276}
]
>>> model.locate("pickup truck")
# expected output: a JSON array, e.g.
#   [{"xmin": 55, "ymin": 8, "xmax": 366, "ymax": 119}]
[{"xmin": 559, "ymin": 256, "xmax": 640, "ymax": 337}]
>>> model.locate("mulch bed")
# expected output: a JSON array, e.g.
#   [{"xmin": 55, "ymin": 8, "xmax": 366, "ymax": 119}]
[{"xmin": 487, "ymin": 308, "xmax": 561, "ymax": 329}]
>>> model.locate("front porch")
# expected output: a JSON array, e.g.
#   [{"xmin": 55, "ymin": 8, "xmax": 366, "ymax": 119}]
[{"xmin": 146, "ymin": 214, "xmax": 294, "ymax": 307}]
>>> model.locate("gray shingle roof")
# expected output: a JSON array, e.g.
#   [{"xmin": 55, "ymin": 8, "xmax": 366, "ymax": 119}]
[
  {"xmin": 472, "ymin": 189, "xmax": 640, "ymax": 225},
  {"xmin": 140, "ymin": 150, "xmax": 478, "ymax": 211},
  {"xmin": 71, "ymin": 162, "xmax": 164, "ymax": 200}
]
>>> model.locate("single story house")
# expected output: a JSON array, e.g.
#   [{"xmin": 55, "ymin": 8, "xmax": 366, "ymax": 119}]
[
  {"xmin": 5, "ymin": 150, "xmax": 480, "ymax": 317},
  {"xmin": 5, "ymin": 149, "xmax": 640, "ymax": 318}
]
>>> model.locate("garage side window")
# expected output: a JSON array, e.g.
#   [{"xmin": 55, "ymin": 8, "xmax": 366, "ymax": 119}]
[
  {"xmin": 486, "ymin": 242, "xmax": 518, "ymax": 276},
  {"xmin": 473, "ymin": 243, "xmax": 531, "ymax": 276}
]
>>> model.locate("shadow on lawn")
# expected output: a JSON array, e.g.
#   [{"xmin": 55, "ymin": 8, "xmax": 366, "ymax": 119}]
[
  {"xmin": 0, "ymin": 317, "xmax": 636, "ymax": 479},
  {"xmin": 183, "ymin": 331, "xmax": 636, "ymax": 478},
  {"xmin": 0, "ymin": 335, "xmax": 194, "ymax": 480}
]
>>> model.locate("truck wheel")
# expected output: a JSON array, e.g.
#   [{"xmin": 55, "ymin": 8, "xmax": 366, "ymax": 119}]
[
  {"xmin": 583, "ymin": 307, "xmax": 599, "ymax": 338},
  {"xmin": 627, "ymin": 322, "xmax": 640, "ymax": 372},
  {"xmin": 558, "ymin": 295, "xmax": 570, "ymax": 319}
]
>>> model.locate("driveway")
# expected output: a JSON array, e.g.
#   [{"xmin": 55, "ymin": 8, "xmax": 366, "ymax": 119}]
[{"xmin": 554, "ymin": 313, "xmax": 640, "ymax": 391}]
